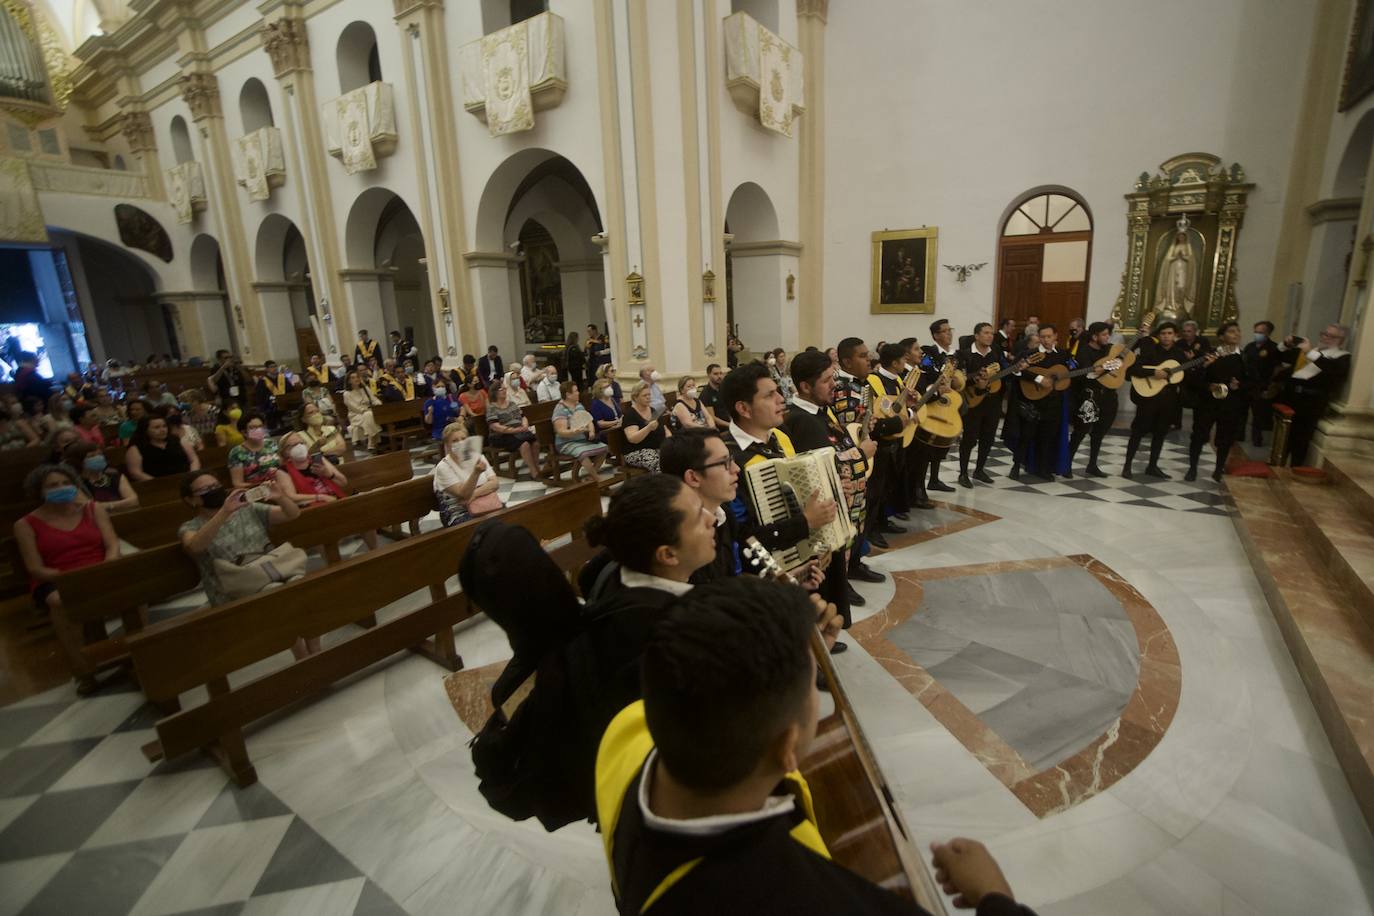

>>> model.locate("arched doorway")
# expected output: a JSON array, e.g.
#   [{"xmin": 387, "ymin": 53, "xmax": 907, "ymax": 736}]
[
  {"xmin": 995, "ymin": 188, "xmax": 1093, "ymax": 331},
  {"xmin": 344, "ymin": 188, "xmax": 439, "ymax": 365},
  {"xmin": 1306, "ymin": 110, "xmax": 1374, "ymax": 338},
  {"xmin": 725, "ymin": 182, "xmax": 786, "ymax": 353},
  {"xmin": 473, "ymin": 150, "xmax": 605, "ymax": 363},
  {"xmin": 50, "ymin": 230, "xmax": 164, "ymax": 366},
  {"xmin": 254, "ymin": 213, "xmax": 315, "ymax": 364}
]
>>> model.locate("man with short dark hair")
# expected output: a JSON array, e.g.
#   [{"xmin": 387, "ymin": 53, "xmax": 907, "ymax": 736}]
[
  {"xmin": 355, "ymin": 329, "xmax": 380, "ymax": 365},
  {"xmin": 995, "ymin": 318, "xmax": 1016, "ymax": 356},
  {"xmin": 660, "ymin": 427, "xmax": 741, "ymax": 582},
  {"xmin": 832, "ymin": 337, "xmax": 883, "ymax": 579},
  {"xmin": 866, "ymin": 343, "xmax": 918, "ymax": 517},
  {"xmin": 1011, "ymin": 324, "xmax": 1070, "ymax": 480},
  {"xmin": 1124, "ymin": 321, "xmax": 1202, "ymax": 479},
  {"xmin": 957, "ymin": 322, "xmax": 1005, "ymax": 487},
  {"xmin": 1066, "ymin": 321, "xmax": 1120, "ymax": 478},
  {"xmin": 477, "ymin": 345, "xmax": 503, "ymax": 388},
  {"xmin": 913, "ymin": 319, "xmax": 958, "ymax": 495},
  {"xmin": 207, "ymin": 349, "xmax": 243, "ymax": 404},
  {"xmin": 1243, "ymin": 319, "xmax": 1280, "ymax": 445},
  {"xmin": 700, "ymin": 363, "xmax": 728, "ymax": 429},
  {"xmin": 595, "ymin": 577, "xmax": 1032, "ymax": 916}
]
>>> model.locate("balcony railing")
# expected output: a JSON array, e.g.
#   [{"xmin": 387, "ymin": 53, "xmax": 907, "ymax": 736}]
[
  {"xmin": 323, "ymin": 81, "xmax": 397, "ymax": 175},
  {"xmin": 27, "ymin": 160, "xmax": 152, "ymax": 199},
  {"xmin": 723, "ymin": 11, "xmax": 805, "ymax": 138},
  {"xmin": 235, "ymin": 126, "xmax": 285, "ymax": 201},
  {"xmin": 458, "ymin": 11, "xmax": 566, "ymax": 137}
]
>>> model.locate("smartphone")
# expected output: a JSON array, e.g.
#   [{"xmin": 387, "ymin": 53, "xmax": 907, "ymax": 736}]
[{"xmin": 243, "ymin": 483, "xmax": 273, "ymax": 503}]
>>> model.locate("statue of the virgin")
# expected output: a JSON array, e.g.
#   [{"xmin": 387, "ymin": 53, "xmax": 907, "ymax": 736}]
[{"xmin": 1147, "ymin": 213, "xmax": 1197, "ymax": 324}]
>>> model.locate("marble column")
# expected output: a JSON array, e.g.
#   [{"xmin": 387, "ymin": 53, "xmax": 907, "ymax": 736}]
[{"xmin": 795, "ymin": 0, "xmax": 827, "ymax": 349}]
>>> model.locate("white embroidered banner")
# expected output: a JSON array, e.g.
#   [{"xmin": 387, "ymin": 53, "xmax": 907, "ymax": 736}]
[
  {"xmin": 758, "ymin": 29, "xmax": 794, "ymax": 137},
  {"xmin": 324, "ymin": 83, "xmax": 397, "ymax": 175},
  {"xmin": 337, "ymin": 89, "xmax": 375, "ymax": 175},
  {"xmin": 481, "ymin": 21, "xmax": 534, "ymax": 136},
  {"xmin": 164, "ymin": 162, "xmax": 205, "ymax": 225},
  {"xmin": 234, "ymin": 127, "xmax": 284, "ymax": 201}
]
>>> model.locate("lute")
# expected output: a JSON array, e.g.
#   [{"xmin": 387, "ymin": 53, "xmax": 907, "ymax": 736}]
[
  {"xmin": 742, "ymin": 538, "xmax": 949, "ymax": 915},
  {"xmin": 1129, "ymin": 351, "xmax": 1217, "ymax": 398}
]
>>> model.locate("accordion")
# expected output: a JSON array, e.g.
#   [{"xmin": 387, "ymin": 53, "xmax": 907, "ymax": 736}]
[{"xmin": 743, "ymin": 447, "xmax": 856, "ymax": 571}]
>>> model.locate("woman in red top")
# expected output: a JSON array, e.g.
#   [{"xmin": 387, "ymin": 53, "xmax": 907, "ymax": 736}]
[
  {"xmin": 13, "ymin": 464, "xmax": 120, "ymax": 693},
  {"xmin": 277, "ymin": 433, "xmax": 378, "ymax": 551}
]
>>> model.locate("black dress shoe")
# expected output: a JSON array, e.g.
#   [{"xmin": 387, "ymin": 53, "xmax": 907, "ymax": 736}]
[
  {"xmin": 848, "ymin": 563, "xmax": 884, "ymax": 583},
  {"xmin": 958, "ymin": 474, "xmax": 973, "ymax": 489},
  {"xmin": 878, "ymin": 520, "xmax": 906, "ymax": 534},
  {"xmin": 1062, "ymin": 468, "xmax": 1074, "ymax": 479},
  {"xmin": 913, "ymin": 496, "xmax": 934, "ymax": 510},
  {"xmin": 829, "ymin": 641, "xmax": 849, "ymax": 655},
  {"xmin": 928, "ymin": 480, "xmax": 955, "ymax": 493},
  {"xmin": 973, "ymin": 469, "xmax": 994, "ymax": 484},
  {"xmin": 1009, "ymin": 467, "xmax": 1021, "ymax": 481},
  {"xmin": 1184, "ymin": 468, "xmax": 1197, "ymax": 482},
  {"xmin": 892, "ymin": 512, "xmax": 910, "ymax": 521},
  {"xmin": 1086, "ymin": 465, "xmax": 1108, "ymax": 478},
  {"xmin": 1144, "ymin": 465, "xmax": 1170, "ymax": 480},
  {"xmin": 1212, "ymin": 467, "xmax": 1225, "ymax": 482},
  {"xmin": 867, "ymin": 530, "xmax": 890, "ymax": 549},
  {"xmin": 845, "ymin": 584, "xmax": 867, "ymax": 607},
  {"xmin": 1122, "ymin": 466, "xmax": 1134, "ymax": 479}
]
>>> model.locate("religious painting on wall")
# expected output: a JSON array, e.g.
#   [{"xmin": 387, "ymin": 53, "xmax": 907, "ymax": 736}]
[
  {"xmin": 871, "ymin": 227, "xmax": 938, "ymax": 314},
  {"xmin": 114, "ymin": 204, "xmax": 172, "ymax": 263},
  {"xmin": 1342, "ymin": 0, "xmax": 1374, "ymax": 111},
  {"xmin": 517, "ymin": 219, "xmax": 564, "ymax": 344}
]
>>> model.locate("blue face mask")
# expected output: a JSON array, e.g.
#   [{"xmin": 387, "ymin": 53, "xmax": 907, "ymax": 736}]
[
  {"xmin": 45, "ymin": 485, "xmax": 79, "ymax": 504},
  {"xmin": 84, "ymin": 454, "xmax": 107, "ymax": 473}
]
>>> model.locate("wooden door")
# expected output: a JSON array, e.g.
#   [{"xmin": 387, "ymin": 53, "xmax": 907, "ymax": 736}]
[
  {"xmin": 295, "ymin": 328, "xmax": 322, "ymax": 370},
  {"xmin": 998, "ymin": 244, "xmax": 1042, "ymax": 324}
]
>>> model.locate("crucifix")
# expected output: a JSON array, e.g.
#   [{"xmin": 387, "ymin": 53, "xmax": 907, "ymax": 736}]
[{"xmin": 633, "ymin": 314, "xmax": 644, "ymax": 328}]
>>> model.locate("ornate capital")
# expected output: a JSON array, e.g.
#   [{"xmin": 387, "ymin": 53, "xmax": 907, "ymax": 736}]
[
  {"xmin": 119, "ymin": 110, "xmax": 156, "ymax": 151},
  {"xmin": 260, "ymin": 17, "xmax": 311, "ymax": 78},
  {"xmin": 393, "ymin": 0, "xmax": 443, "ymax": 15},
  {"xmin": 796, "ymin": 0, "xmax": 828, "ymax": 22},
  {"xmin": 178, "ymin": 72, "xmax": 221, "ymax": 120}
]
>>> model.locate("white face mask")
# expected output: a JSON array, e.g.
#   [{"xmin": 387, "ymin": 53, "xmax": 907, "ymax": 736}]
[
  {"xmin": 683, "ymin": 386, "xmax": 698, "ymax": 399},
  {"xmin": 649, "ymin": 371, "xmax": 661, "ymax": 382},
  {"xmin": 449, "ymin": 440, "xmax": 467, "ymax": 455},
  {"xmin": 288, "ymin": 443, "xmax": 308, "ymax": 462},
  {"xmin": 433, "ymin": 387, "xmax": 446, "ymax": 397},
  {"xmin": 766, "ymin": 357, "xmax": 777, "ymax": 366}
]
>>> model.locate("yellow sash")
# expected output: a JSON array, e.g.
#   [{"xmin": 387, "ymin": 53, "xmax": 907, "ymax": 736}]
[
  {"xmin": 306, "ymin": 365, "xmax": 330, "ymax": 385},
  {"xmin": 264, "ymin": 373, "xmax": 287, "ymax": 395},
  {"xmin": 358, "ymin": 339, "xmax": 378, "ymax": 360},
  {"xmin": 400, "ymin": 377, "xmax": 415, "ymax": 400}
]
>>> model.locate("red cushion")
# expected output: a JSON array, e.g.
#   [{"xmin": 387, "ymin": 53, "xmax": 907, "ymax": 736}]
[
  {"xmin": 1291, "ymin": 466, "xmax": 1328, "ymax": 483},
  {"xmin": 1272, "ymin": 403, "xmax": 1295, "ymax": 418},
  {"xmin": 1228, "ymin": 460, "xmax": 1274, "ymax": 478}
]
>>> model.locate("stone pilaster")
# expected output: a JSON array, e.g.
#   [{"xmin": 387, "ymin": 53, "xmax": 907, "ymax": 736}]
[{"xmin": 795, "ymin": 0, "xmax": 827, "ymax": 348}]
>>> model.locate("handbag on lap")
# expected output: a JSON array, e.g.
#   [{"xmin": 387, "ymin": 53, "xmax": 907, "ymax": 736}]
[{"xmin": 212, "ymin": 541, "xmax": 308, "ymax": 600}]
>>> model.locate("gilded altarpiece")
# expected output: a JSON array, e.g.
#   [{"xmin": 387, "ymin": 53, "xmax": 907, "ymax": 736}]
[{"xmin": 1110, "ymin": 153, "xmax": 1251, "ymax": 335}]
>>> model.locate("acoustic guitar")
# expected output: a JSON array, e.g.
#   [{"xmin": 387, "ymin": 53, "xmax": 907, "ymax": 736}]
[
  {"xmin": 742, "ymin": 538, "xmax": 949, "ymax": 915},
  {"xmin": 1019, "ymin": 349, "xmax": 1131, "ymax": 401},
  {"xmin": 909, "ymin": 363, "xmax": 961, "ymax": 448},
  {"xmin": 1129, "ymin": 352, "xmax": 1217, "ymax": 398},
  {"xmin": 962, "ymin": 353, "xmax": 1044, "ymax": 410}
]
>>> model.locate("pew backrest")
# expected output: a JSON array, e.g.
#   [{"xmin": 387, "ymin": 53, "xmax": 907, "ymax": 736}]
[{"xmin": 269, "ymin": 475, "xmax": 434, "ymax": 554}]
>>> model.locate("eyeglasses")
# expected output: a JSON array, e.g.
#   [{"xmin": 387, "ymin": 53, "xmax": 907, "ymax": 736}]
[{"xmin": 697, "ymin": 455, "xmax": 737, "ymax": 473}]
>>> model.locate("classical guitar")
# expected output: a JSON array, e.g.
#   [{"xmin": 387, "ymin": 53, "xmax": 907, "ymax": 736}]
[
  {"xmin": 962, "ymin": 352, "xmax": 1044, "ymax": 410},
  {"xmin": 741, "ymin": 538, "xmax": 948, "ymax": 915},
  {"xmin": 1019, "ymin": 349, "xmax": 1130, "ymax": 401},
  {"xmin": 1129, "ymin": 352, "xmax": 1217, "ymax": 398},
  {"xmin": 913, "ymin": 363, "xmax": 963, "ymax": 449}
]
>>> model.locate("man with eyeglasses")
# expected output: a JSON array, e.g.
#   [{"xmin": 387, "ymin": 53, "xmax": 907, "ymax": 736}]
[
  {"xmin": 660, "ymin": 428, "xmax": 741, "ymax": 583},
  {"xmin": 1279, "ymin": 323, "xmax": 1351, "ymax": 466}
]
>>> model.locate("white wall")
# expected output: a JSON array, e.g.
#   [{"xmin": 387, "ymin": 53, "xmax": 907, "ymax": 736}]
[{"xmin": 820, "ymin": 0, "xmax": 1317, "ymax": 350}]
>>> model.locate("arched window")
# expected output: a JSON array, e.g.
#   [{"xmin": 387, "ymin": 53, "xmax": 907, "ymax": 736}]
[
  {"xmin": 731, "ymin": 0, "xmax": 778, "ymax": 32},
  {"xmin": 113, "ymin": 155, "xmax": 127, "ymax": 171},
  {"xmin": 481, "ymin": 0, "xmax": 547, "ymax": 33},
  {"xmin": 170, "ymin": 115, "xmax": 194, "ymax": 165},
  {"xmin": 517, "ymin": 219, "xmax": 564, "ymax": 345},
  {"xmin": 995, "ymin": 189, "xmax": 1093, "ymax": 331},
  {"xmin": 239, "ymin": 78, "xmax": 274, "ymax": 134},
  {"xmin": 337, "ymin": 22, "xmax": 380, "ymax": 93}
]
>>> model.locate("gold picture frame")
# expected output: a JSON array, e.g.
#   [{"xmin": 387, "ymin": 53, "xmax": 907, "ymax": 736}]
[{"xmin": 871, "ymin": 227, "xmax": 938, "ymax": 314}]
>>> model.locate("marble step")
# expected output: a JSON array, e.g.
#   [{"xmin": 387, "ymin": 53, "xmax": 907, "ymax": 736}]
[
  {"xmin": 1226, "ymin": 475, "xmax": 1374, "ymax": 834},
  {"xmin": 1323, "ymin": 452, "xmax": 1374, "ymax": 528},
  {"xmin": 1273, "ymin": 467, "xmax": 1374, "ymax": 633}
]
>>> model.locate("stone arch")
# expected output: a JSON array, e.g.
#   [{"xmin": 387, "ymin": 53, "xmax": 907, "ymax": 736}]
[
  {"xmin": 725, "ymin": 181, "xmax": 789, "ymax": 351},
  {"xmin": 994, "ymin": 185, "xmax": 1094, "ymax": 331},
  {"xmin": 189, "ymin": 233, "xmax": 224, "ymax": 290},
  {"xmin": 342, "ymin": 186, "xmax": 439, "ymax": 363},
  {"xmin": 336, "ymin": 21, "xmax": 380, "ymax": 94},
  {"xmin": 238, "ymin": 77, "xmax": 274, "ymax": 135}
]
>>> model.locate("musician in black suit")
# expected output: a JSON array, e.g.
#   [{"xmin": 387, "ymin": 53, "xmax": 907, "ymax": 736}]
[
  {"xmin": 866, "ymin": 344, "xmax": 917, "ymax": 523},
  {"xmin": 719, "ymin": 365, "xmax": 843, "ymax": 646},
  {"xmin": 957, "ymin": 322, "xmax": 1005, "ymax": 488},
  {"xmin": 1066, "ymin": 322, "xmax": 1120, "ymax": 478},
  {"xmin": 1186, "ymin": 321, "xmax": 1253, "ymax": 482},
  {"xmin": 1278, "ymin": 323, "xmax": 1352, "ymax": 466},
  {"xmin": 913, "ymin": 319, "xmax": 959, "ymax": 495},
  {"xmin": 1123, "ymin": 322, "xmax": 1206, "ymax": 479},
  {"xmin": 781, "ymin": 349, "xmax": 867, "ymax": 623},
  {"xmin": 1243, "ymin": 320, "xmax": 1282, "ymax": 446},
  {"xmin": 1010, "ymin": 325, "xmax": 1071, "ymax": 480},
  {"xmin": 833, "ymin": 338, "xmax": 885, "ymax": 581},
  {"xmin": 1174, "ymin": 320, "xmax": 1214, "ymax": 430}
]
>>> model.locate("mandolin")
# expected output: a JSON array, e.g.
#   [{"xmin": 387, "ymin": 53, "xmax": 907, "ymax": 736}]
[
  {"xmin": 742, "ymin": 538, "xmax": 948, "ymax": 915},
  {"xmin": 962, "ymin": 352, "xmax": 1044, "ymax": 410},
  {"xmin": 1129, "ymin": 352, "xmax": 1217, "ymax": 398},
  {"xmin": 1019, "ymin": 348, "xmax": 1131, "ymax": 401}
]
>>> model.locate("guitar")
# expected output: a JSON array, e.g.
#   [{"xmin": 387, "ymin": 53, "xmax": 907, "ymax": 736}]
[
  {"xmin": 913, "ymin": 363, "xmax": 963, "ymax": 448},
  {"xmin": 1129, "ymin": 352, "xmax": 1217, "ymax": 398},
  {"xmin": 962, "ymin": 352, "xmax": 1044, "ymax": 410},
  {"xmin": 1019, "ymin": 348, "xmax": 1132, "ymax": 401},
  {"xmin": 741, "ymin": 538, "xmax": 948, "ymax": 915}
]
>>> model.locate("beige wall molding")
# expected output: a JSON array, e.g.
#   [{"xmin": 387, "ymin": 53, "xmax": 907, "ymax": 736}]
[
  {"xmin": 1307, "ymin": 196, "xmax": 1362, "ymax": 224},
  {"xmin": 338, "ymin": 268, "xmax": 396, "ymax": 280},
  {"xmin": 155, "ymin": 290, "xmax": 228, "ymax": 302},
  {"xmin": 119, "ymin": 110, "xmax": 156, "ymax": 151},
  {"xmin": 178, "ymin": 71, "xmax": 221, "ymax": 121},
  {"xmin": 463, "ymin": 250, "xmax": 518, "ymax": 269},
  {"xmin": 251, "ymin": 280, "xmax": 294, "ymax": 292},
  {"xmin": 261, "ymin": 16, "xmax": 310, "ymax": 76},
  {"xmin": 557, "ymin": 257, "xmax": 602, "ymax": 271},
  {"xmin": 730, "ymin": 239, "xmax": 802, "ymax": 257}
]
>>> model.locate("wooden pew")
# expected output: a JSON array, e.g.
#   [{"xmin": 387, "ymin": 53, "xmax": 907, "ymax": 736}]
[
  {"xmin": 469, "ymin": 414, "xmax": 518, "ymax": 479},
  {"xmin": 130, "ymin": 467, "xmax": 230, "ymax": 508},
  {"xmin": 372, "ymin": 399, "xmax": 425, "ymax": 452},
  {"xmin": 126, "ymin": 482, "xmax": 603, "ymax": 785},
  {"xmin": 0, "ymin": 445, "xmax": 50, "ymax": 474},
  {"xmin": 269, "ymin": 474, "xmax": 433, "ymax": 564},
  {"xmin": 524, "ymin": 399, "xmax": 578, "ymax": 487}
]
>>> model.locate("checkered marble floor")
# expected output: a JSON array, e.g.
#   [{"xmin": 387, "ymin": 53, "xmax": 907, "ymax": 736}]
[
  {"xmin": 951, "ymin": 430, "xmax": 1231, "ymax": 517},
  {"xmin": 0, "ymin": 681, "xmax": 408, "ymax": 916}
]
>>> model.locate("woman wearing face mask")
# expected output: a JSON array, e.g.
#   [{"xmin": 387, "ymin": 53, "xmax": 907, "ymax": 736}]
[
  {"xmin": 434, "ymin": 421, "xmax": 502, "ymax": 526},
  {"xmin": 506, "ymin": 367, "xmax": 531, "ymax": 408},
  {"xmin": 14, "ymin": 464, "xmax": 120, "ymax": 690},
  {"xmin": 295, "ymin": 403, "xmax": 347, "ymax": 459},
  {"xmin": 671, "ymin": 376, "xmax": 712, "ymax": 430},
  {"xmin": 588, "ymin": 378, "xmax": 624, "ymax": 442},
  {"xmin": 228, "ymin": 410, "xmax": 287, "ymax": 488},
  {"xmin": 125, "ymin": 410, "xmax": 199, "ymax": 480},
  {"xmin": 63, "ymin": 441, "xmax": 139, "ymax": 513},
  {"xmin": 41, "ymin": 391, "xmax": 75, "ymax": 439},
  {"xmin": 621, "ymin": 381, "xmax": 672, "ymax": 471},
  {"xmin": 485, "ymin": 380, "xmax": 543, "ymax": 481},
  {"xmin": 302, "ymin": 373, "xmax": 336, "ymax": 419},
  {"xmin": 214, "ymin": 404, "xmax": 245, "ymax": 447},
  {"xmin": 767, "ymin": 348, "xmax": 796, "ymax": 401},
  {"xmin": 424, "ymin": 379, "xmax": 457, "ymax": 441},
  {"xmin": 596, "ymin": 364, "xmax": 623, "ymax": 403},
  {"xmin": 277, "ymin": 432, "xmax": 350, "ymax": 507},
  {"xmin": 343, "ymin": 371, "xmax": 382, "ymax": 452}
]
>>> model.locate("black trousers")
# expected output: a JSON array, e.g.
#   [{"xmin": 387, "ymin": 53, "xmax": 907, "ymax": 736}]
[
  {"xmin": 818, "ymin": 550, "xmax": 851, "ymax": 628},
  {"xmin": 1189, "ymin": 401, "xmax": 1245, "ymax": 474},
  {"xmin": 864, "ymin": 440, "xmax": 906, "ymax": 532},
  {"xmin": 1126, "ymin": 395, "xmax": 1175, "ymax": 469},
  {"xmin": 959, "ymin": 401, "xmax": 1000, "ymax": 474},
  {"xmin": 1016, "ymin": 397, "xmax": 1062, "ymax": 476},
  {"xmin": 1068, "ymin": 387, "xmax": 1118, "ymax": 470},
  {"xmin": 1286, "ymin": 392, "xmax": 1327, "ymax": 467},
  {"xmin": 906, "ymin": 441, "xmax": 947, "ymax": 497},
  {"xmin": 1251, "ymin": 393, "xmax": 1274, "ymax": 434}
]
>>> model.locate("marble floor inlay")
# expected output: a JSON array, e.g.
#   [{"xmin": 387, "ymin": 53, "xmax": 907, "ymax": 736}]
[
  {"xmin": 870, "ymin": 501, "xmax": 1000, "ymax": 553},
  {"xmin": 850, "ymin": 554, "xmax": 1180, "ymax": 817}
]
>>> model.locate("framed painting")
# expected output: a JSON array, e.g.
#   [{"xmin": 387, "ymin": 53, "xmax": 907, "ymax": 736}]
[
  {"xmin": 1341, "ymin": 0, "xmax": 1374, "ymax": 111},
  {"xmin": 871, "ymin": 227, "xmax": 938, "ymax": 314}
]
